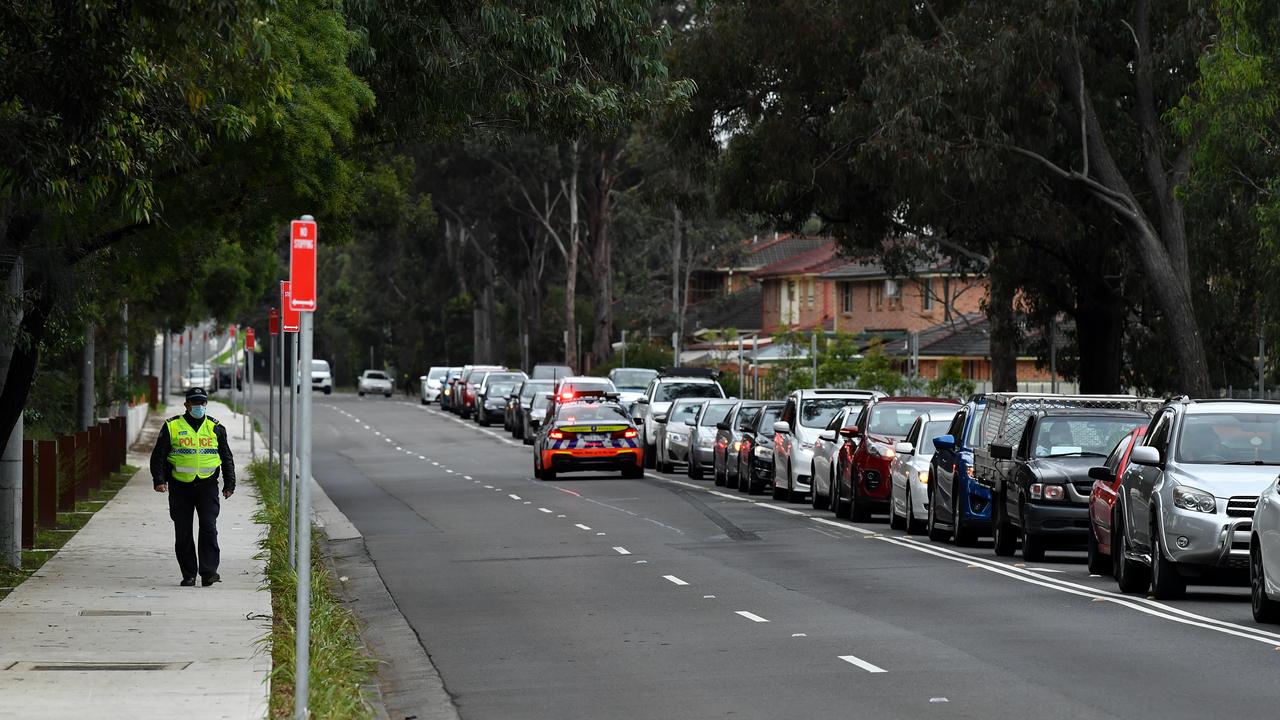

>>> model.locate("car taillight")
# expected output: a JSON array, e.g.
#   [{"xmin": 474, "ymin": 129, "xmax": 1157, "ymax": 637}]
[
  {"xmin": 733, "ymin": 441, "xmax": 741, "ymax": 451},
  {"xmin": 561, "ymin": 391, "xmax": 574, "ymax": 401},
  {"xmin": 549, "ymin": 430, "xmax": 565, "ymax": 440},
  {"xmin": 623, "ymin": 428, "xmax": 638, "ymax": 438}
]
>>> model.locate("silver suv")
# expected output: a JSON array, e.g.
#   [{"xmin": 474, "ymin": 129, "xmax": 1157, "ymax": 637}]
[
  {"xmin": 631, "ymin": 369, "xmax": 725, "ymax": 469},
  {"xmin": 772, "ymin": 388, "xmax": 882, "ymax": 503},
  {"xmin": 1115, "ymin": 398, "xmax": 1280, "ymax": 599}
]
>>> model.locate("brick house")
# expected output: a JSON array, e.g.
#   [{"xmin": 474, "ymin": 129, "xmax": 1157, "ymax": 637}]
[
  {"xmin": 818, "ymin": 261, "xmax": 988, "ymax": 334},
  {"xmin": 752, "ymin": 241, "xmax": 847, "ymax": 334}
]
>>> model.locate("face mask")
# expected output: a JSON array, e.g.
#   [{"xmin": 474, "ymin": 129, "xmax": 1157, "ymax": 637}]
[{"xmin": 189, "ymin": 405, "xmax": 206, "ymax": 419}]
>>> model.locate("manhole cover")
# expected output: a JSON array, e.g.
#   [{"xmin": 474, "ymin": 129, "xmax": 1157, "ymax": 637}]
[
  {"xmin": 79, "ymin": 610, "xmax": 151, "ymax": 617},
  {"xmin": 6, "ymin": 661, "xmax": 190, "ymax": 671}
]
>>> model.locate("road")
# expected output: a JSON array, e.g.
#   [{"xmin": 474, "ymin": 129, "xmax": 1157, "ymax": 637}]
[{"xmin": 256, "ymin": 389, "xmax": 1279, "ymax": 720}]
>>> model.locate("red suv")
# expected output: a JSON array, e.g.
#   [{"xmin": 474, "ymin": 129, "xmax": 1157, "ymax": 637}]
[
  {"xmin": 834, "ymin": 397, "xmax": 960, "ymax": 521},
  {"xmin": 457, "ymin": 365, "xmax": 506, "ymax": 419},
  {"xmin": 1085, "ymin": 425, "xmax": 1146, "ymax": 575}
]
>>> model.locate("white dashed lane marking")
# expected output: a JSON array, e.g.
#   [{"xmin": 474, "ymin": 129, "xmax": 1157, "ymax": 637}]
[
  {"xmin": 663, "ymin": 575, "xmax": 689, "ymax": 586},
  {"xmin": 538, "ymin": 508, "xmax": 553, "ymax": 514},
  {"xmin": 839, "ymin": 654, "xmax": 887, "ymax": 673},
  {"xmin": 735, "ymin": 611, "xmax": 769, "ymax": 623},
  {"xmin": 613, "ymin": 547, "xmax": 631, "ymax": 555},
  {"xmin": 574, "ymin": 523, "xmax": 592, "ymax": 531}
]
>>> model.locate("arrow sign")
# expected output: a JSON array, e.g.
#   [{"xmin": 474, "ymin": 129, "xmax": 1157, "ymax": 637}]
[
  {"xmin": 281, "ymin": 281, "xmax": 300, "ymax": 333},
  {"xmin": 269, "ymin": 308, "xmax": 280, "ymax": 336},
  {"xmin": 246, "ymin": 327, "xmax": 256, "ymax": 351},
  {"xmin": 289, "ymin": 218, "xmax": 317, "ymax": 311}
]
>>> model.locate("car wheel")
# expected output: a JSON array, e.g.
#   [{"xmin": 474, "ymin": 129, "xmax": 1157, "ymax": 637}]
[
  {"xmin": 889, "ymin": 490, "xmax": 906, "ymax": 530},
  {"xmin": 478, "ymin": 416, "xmax": 489, "ymax": 427},
  {"xmin": 810, "ymin": 463, "xmax": 826, "ymax": 510},
  {"xmin": 1087, "ymin": 523, "xmax": 1110, "ymax": 575},
  {"xmin": 1150, "ymin": 521, "xmax": 1186, "ymax": 600},
  {"xmin": 688, "ymin": 457, "xmax": 704, "ymax": 480},
  {"xmin": 834, "ymin": 472, "xmax": 851, "ymax": 519},
  {"xmin": 384, "ymin": 393, "xmax": 392, "ymax": 398},
  {"xmin": 1252, "ymin": 543, "xmax": 1280, "ymax": 623},
  {"xmin": 644, "ymin": 443, "xmax": 656, "ymax": 468},
  {"xmin": 952, "ymin": 479, "xmax": 977, "ymax": 547},
  {"xmin": 849, "ymin": 482, "xmax": 871, "ymax": 522},
  {"xmin": 533, "ymin": 457, "xmax": 542, "ymax": 480},
  {"xmin": 906, "ymin": 497, "xmax": 925, "ymax": 535},
  {"xmin": 421, "ymin": 397, "xmax": 428, "ymax": 406},
  {"xmin": 542, "ymin": 467, "xmax": 557, "ymax": 482},
  {"xmin": 1113, "ymin": 509, "xmax": 1151, "ymax": 593},
  {"xmin": 358, "ymin": 391, "xmax": 365, "ymax": 397},
  {"xmin": 786, "ymin": 463, "xmax": 805, "ymax": 504},
  {"xmin": 927, "ymin": 484, "xmax": 949, "ymax": 542},
  {"xmin": 992, "ymin": 493, "xmax": 1017, "ymax": 557},
  {"xmin": 1020, "ymin": 506, "xmax": 1045, "ymax": 562},
  {"xmin": 771, "ymin": 481, "xmax": 786, "ymax": 500},
  {"xmin": 324, "ymin": 388, "xmax": 331, "ymax": 395},
  {"xmin": 623, "ymin": 463, "xmax": 644, "ymax": 480}
]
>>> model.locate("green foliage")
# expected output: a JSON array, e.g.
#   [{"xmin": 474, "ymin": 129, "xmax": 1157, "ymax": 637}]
[
  {"xmin": 595, "ymin": 340, "xmax": 673, "ymax": 373},
  {"xmin": 927, "ymin": 358, "xmax": 976, "ymax": 400},
  {"xmin": 855, "ymin": 341, "xmax": 904, "ymax": 395}
]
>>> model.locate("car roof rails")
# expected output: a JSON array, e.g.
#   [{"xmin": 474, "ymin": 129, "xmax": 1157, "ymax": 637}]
[{"xmin": 658, "ymin": 366, "xmax": 720, "ymax": 379}]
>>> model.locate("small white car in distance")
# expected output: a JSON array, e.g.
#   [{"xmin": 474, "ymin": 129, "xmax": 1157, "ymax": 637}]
[
  {"xmin": 312, "ymin": 359, "xmax": 333, "ymax": 395},
  {"xmin": 358, "ymin": 369, "xmax": 394, "ymax": 397},
  {"xmin": 889, "ymin": 410, "xmax": 958, "ymax": 534}
]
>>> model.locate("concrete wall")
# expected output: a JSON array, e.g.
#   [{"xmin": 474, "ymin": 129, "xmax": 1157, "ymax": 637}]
[{"xmin": 126, "ymin": 402, "xmax": 149, "ymax": 449}]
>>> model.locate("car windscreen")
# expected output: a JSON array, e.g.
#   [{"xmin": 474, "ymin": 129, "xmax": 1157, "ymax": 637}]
[
  {"xmin": 669, "ymin": 402, "xmax": 703, "ymax": 423},
  {"xmin": 611, "ymin": 369, "xmax": 658, "ymax": 390},
  {"xmin": 868, "ymin": 403, "xmax": 949, "ymax": 438},
  {"xmin": 557, "ymin": 404, "xmax": 631, "ymax": 423},
  {"xmin": 1033, "ymin": 416, "xmax": 1146, "ymax": 458},
  {"xmin": 520, "ymin": 381, "xmax": 554, "ymax": 400},
  {"xmin": 365, "ymin": 371, "xmax": 388, "ymax": 380},
  {"xmin": 532, "ymin": 366, "xmax": 573, "ymax": 380},
  {"xmin": 737, "ymin": 406, "xmax": 762, "ymax": 430},
  {"xmin": 699, "ymin": 403, "xmax": 734, "ymax": 427},
  {"xmin": 531, "ymin": 394, "xmax": 552, "ymax": 410},
  {"xmin": 312, "ymin": 360, "xmax": 329, "ymax": 371},
  {"xmin": 655, "ymin": 382, "xmax": 723, "ymax": 403},
  {"xmin": 428, "ymin": 368, "xmax": 448, "ymax": 379},
  {"xmin": 918, "ymin": 421, "xmax": 953, "ymax": 456},
  {"xmin": 486, "ymin": 373, "xmax": 525, "ymax": 386},
  {"xmin": 489, "ymin": 382, "xmax": 518, "ymax": 397},
  {"xmin": 755, "ymin": 407, "xmax": 783, "ymax": 433},
  {"xmin": 1176, "ymin": 412, "xmax": 1280, "ymax": 464},
  {"xmin": 800, "ymin": 398, "xmax": 864, "ymax": 429}
]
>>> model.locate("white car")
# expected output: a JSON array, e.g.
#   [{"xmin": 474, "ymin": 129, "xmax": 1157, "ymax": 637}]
[
  {"xmin": 184, "ymin": 365, "xmax": 213, "ymax": 389},
  {"xmin": 656, "ymin": 398, "xmax": 707, "ymax": 473},
  {"xmin": 358, "ymin": 369, "xmax": 393, "ymax": 397},
  {"xmin": 312, "ymin": 359, "xmax": 333, "ymax": 395},
  {"xmin": 687, "ymin": 399, "xmax": 739, "ymax": 480},
  {"xmin": 772, "ymin": 388, "xmax": 883, "ymax": 503},
  {"xmin": 608, "ymin": 367, "xmax": 658, "ymax": 407},
  {"xmin": 419, "ymin": 366, "xmax": 449, "ymax": 404},
  {"xmin": 631, "ymin": 370, "xmax": 725, "ymax": 468},
  {"xmin": 889, "ymin": 410, "xmax": 958, "ymax": 534},
  {"xmin": 809, "ymin": 405, "xmax": 861, "ymax": 510},
  {"xmin": 1252, "ymin": 473, "xmax": 1280, "ymax": 623}
]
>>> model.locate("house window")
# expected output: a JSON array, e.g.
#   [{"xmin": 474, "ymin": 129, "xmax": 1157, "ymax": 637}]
[
  {"xmin": 841, "ymin": 283, "xmax": 853, "ymax": 314},
  {"xmin": 921, "ymin": 278, "xmax": 933, "ymax": 310},
  {"xmin": 807, "ymin": 279, "xmax": 815, "ymax": 307},
  {"xmin": 884, "ymin": 279, "xmax": 901, "ymax": 308},
  {"xmin": 873, "ymin": 283, "xmax": 882, "ymax": 310}
]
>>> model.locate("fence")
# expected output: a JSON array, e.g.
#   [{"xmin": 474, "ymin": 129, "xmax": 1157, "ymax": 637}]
[{"xmin": 17, "ymin": 415, "xmax": 131, "ymax": 550}]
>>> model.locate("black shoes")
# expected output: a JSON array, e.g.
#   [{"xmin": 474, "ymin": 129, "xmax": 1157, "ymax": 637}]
[
  {"xmin": 180, "ymin": 577, "xmax": 196, "ymax": 587},
  {"xmin": 201, "ymin": 573, "xmax": 221, "ymax": 587}
]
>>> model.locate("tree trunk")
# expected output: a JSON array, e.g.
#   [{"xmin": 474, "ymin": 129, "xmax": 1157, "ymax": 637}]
[
  {"xmin": 79, "ymin": 322, "xmax": 96, "ymax": 430},
  {"xmin": 672, "ymin": 203, "xmax": 682, "ymax": 361},
  {"xmin": 589, "ymin": 148, "xmax": 615, "ymax": 366},
  {"xmin": 987, "ymin": 252, "xmax": 1018, "ymax": 392},
  {"xmin": 1073, "ymin": 276, "xmax": 1124, "ymax": 394},
  {"xmin": 564, "ymin": 140, "xmax": 580, "ymax": 370}
]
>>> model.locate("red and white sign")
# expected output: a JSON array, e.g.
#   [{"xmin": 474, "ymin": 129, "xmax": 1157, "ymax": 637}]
[
  {"xmin": 229, "ymin": 324, "xmax": 237, "ymax": 338},
  {"xmin": 289, "ymin": 218, "xmax": 317, "ymax": 311},
  {"xmin": 268, "ymin": 308, "xmax": 280, "ymax": 336},
  {"xmin": 280, "ymin": 281, "xmax": 300, "ymax": 333},
  {"xmin": 245, "ymin": 327, "xmax": 256, "ymax": 351}
]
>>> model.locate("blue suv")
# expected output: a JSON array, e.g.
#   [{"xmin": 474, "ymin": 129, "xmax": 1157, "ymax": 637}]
[{"xmin": 926, "ymin": 395, "xmax": 992, "ymax": 545}]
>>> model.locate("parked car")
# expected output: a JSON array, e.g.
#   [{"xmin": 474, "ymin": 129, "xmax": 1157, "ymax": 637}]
[
  {"xmin": 357, "ymin": 369, "xmax": 394, "ymax": 397},
  {"xmin": 773, "ymin": 388, "xmax": 883, "ymax": 503},
  {"xmin": 608, "ymin": 367, "xmax": 659, "ymax": 407},
  {"xmin": 532, "ymin": 398, "xmax": 644, "ymax": 481},
  {"xmin": 889, "ymin": 410, "xmax": 958, "ymax": 533},
  {"xmin": 216, "ymin": 364, "xmax": 242, "ymax": 391},
  {"xmin": 687, "ymin": 399, "xmax": 738, "ymax": 480},
  {"xmin": 419, "ymin": 366, "xmax": 450, "ymax": 405},
  {"xmin": 522, "ymin": 391, "xmax": 554, "ymax": 445},
  {"xmin": 1251, "ymin": 470, "xmax": 1280, "ymax": 622},
  {"xmin": 926, "ymin": 395, "xmax": 990, "ymax": 545},
  {"xmin": 457, "ymin": 365, "xmax": 506, "ymax": 418},
  {"xmin": 714, "ymin": 401, "xmax": 768, "ymax": 489},
  {"xmin": 510, "ymin": 379, "xmax": 555, "ymax": 440},
  {"xmin": 474, "ymin": 371, "xmax": 528, "ymax": 426},
  {"xmin": 737, "ymin": 403, "xmax": 784, "ymax": 495},
  {"xmin": 311, "ymin": 359, "xmax": 333, "ymax": 395},
  {"xmin": 531, "ymin": 363, "xmax": 574, "ymax": 381},
  {"xmin": 440, "ymin": 367, "xmax": 464, "ymax": 411},
  {"xmin": 810, "ymin": 405, "xmax": 863, "ymax": 511},
  {"xmin": 184, "ymin": 364, "xmax": 213, "ymax": 388},
  {"xmin": 1086, "ymin": 426, "xmax": 1147, "ymax": 575},
  {"xmin": 631, "ymin": 369, "xmax": 725, "ymax": 468},
  {"xmin": 655, "ymin": 398, "xmax": 706, "ymax": 473},
  {"xmin": 1113, "ymin": 398, "xmax": 1280, "ymax": 599},
  {"xmin": 988, "ymin": 408, "xmax": 1149, "ymax": 560},
  {"xmin": 835, "ymin": 397, "xmax": 960, "ymax": 520}
]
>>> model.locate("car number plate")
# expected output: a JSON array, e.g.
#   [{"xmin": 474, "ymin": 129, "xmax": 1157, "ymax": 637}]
[{"xmin": 583, "ymin": 434, "xmax": 606, "ymax": 442}]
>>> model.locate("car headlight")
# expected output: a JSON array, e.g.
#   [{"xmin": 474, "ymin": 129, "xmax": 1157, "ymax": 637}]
[
  {"xmin": 918, "ymin": 469, "xmax": 929, "ymax": 484},
  {"xmin": 1030, "ymin": 483, "xmax": 1064, "ymax": 501},
  {"xmin": 754, "ymin": 446, "xmax": 773, "ymax": 459},
  {"xmin": 1173, "ymin": 485, "xmax": 1216, "ymax": 513},
  {"xmin": 800, "ymin": 441, "xmax": 815, "ymax": 450},
  {"xmin": 868, "ymin": 444, "xmax": 896, "ymax": 459},
  {"xmin": 668, "ymin": 432, "xmax": 686, "ymax": 443}
]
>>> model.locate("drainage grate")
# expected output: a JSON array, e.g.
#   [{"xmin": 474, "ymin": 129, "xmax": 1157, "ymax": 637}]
[
  {"xmin": 6, "ymin": 661, "xmax": 190, "ymax": 671},
  {"xmin": 78, "ymin": 610, "xmax": 151, "ymax": 617}
]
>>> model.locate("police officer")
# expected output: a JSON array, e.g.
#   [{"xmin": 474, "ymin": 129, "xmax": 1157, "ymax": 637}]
[{"xmin": 150, "ymin": 387, "xmax": 236, "ymax": 586}]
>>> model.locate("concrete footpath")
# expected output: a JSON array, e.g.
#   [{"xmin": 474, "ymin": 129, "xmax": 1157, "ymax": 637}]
[{"xmin": 0, "ymin": 399, "xmax": 270, "ymax": 719}]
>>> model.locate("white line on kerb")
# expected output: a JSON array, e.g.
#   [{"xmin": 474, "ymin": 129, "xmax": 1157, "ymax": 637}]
[
  {"xmin": 735, "ymin": 611, "xmax": 769, "ymax": 623},
  {"xmin": 508, "ymin": 494, "xmax": 522, "ymax": 500},
  {"xmin": 839, "ymin": 655, "xmax": 887, "ymax": 673},
  {"xmin": 538, "ymin": 508, "xmax": 553, "ymax": 513},
  {"xmin": 612, "ymin": 547, "xmax": 631, "ymax": 555},
  {"xmin": 574, "ymin": 523, "xmax": 592, "ymax": 531},
  {"xmin": 663, "ymin": 575, "xmax": 689, "ymax": 586},
  {"xmin": 811, "ymin": 517, "xmax": 876, "ymax": 535}
]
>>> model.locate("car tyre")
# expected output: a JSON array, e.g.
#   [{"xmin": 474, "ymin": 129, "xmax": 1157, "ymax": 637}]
[
  {"xmin": 713, "ymin": 459, "xmax": 725, "ymax": 487},
  {"xmin": 889, "ymin": 498, "xmax": 906, "ymax": 530},
  {"xmin": 384, "ymin": 393, "xmax": 392, "ymax": 398},
  {"xmin": 358, "ymin": 391, "xmax": 365, "ymax": 397},
  {"xmin": 1150, "ymin": 521, "xmax": 1186, "ymax": 600},
  {"xmin": 992, "ymin": 493, "xmax": 1017, "ymax": 557},
  {"xmin": 810, "ymin": 464, "xmax": 826, "ymax": 510},
  {"xmin": 849, "ymin": 484, "xmax": 871, "ymax": 522},
  {"xmin": 906, "ymin": 497, "xmax": 925, "ymax": 535},
  {"xmin": 644, "ymin": 443, "xmax": 656, "ymax": 468},
  {"xmin": 1113, "ymin": 509, "xmax": 1151, "ymax": 593},
  {"xmin": 1252, "ymin": 543, "xmax": 1280, "ymax": 624},
  {"xmin": 324, "ymin": 388, "xmax": 331, "ymax": 395},
  {"xmin": 786, "ymin": 463, "xmax": 805, "ymax": 504},
  {"xmin": 688, "ymin": 457, "xmax": 704, "ymax": 480},
  {"xmin": 771, "ymin": 482, "xmax": 786, "ymax": 500},
  {"xmin": 1020, "ymin": 505, "xmax": 1045, "ymax": 562},
  {"xmin": 834, "ymin": 473, "xmax": 852, "ymax": 519},
  {"xmin": 1087, "ymin": 524, "xmax": 1110, "ymax": 576},
  {"xmin": 927, "ymin": 485, "xmax": 949, "ymax": 542}
]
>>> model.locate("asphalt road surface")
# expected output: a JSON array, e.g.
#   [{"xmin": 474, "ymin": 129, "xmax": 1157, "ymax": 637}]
[{"xmin": 255, "ymin": 388, "xmax": 1279, "ymax": 720}]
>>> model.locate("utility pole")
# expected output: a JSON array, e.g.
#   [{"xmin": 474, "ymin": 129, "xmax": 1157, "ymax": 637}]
[
  {"xmin": 737, "ymin": 334, "xmax": 744, "ymax": 397},
  {"xmin": 811, "ymin": 332, "xmax": 818, "ymax": 387},
  {"xmin": 0, "ymin": 257, "xmax": 24, "ymax": 568},
  {"xmin": 118, "ymin": 305, "xmax": 129, "ymax": 419},
  {"xmin": 79, "ymin": 323, "xmax": 96, "ymax": 430},
  {"xmin": 1049, "ymin": 320, "xmax": 1058, "ymax": 394},
  {"xmin": 621, "ymin": 330, "xmax": 627, "ymax": 368}
]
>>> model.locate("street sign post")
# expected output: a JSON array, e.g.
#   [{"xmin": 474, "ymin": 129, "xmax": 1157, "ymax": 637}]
[
  {"xmin": 246, "ymin": 328, "xmax": 255, "ymax": 456},
  {"xmin": 292, "ymin": 215, "xmax": 317, "ymax": 720},
  {"xmin": 268, "ymin": 310, "xmax": 278, "ymax": 475}
]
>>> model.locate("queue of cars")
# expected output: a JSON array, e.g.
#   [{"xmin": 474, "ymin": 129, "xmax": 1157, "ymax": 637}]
[{"xmin": 418, "ymin": 361, "xmax": 1280, "ymax": 624}]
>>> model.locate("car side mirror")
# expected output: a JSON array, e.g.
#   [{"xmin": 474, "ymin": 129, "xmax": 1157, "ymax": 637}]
[
  {"xmin": 1129, "ymin": 446, "xmax": 1161, "ymax": 467},
  {"xmin": 419, "ymin": 375, "xmax": 427, "ymax": 381},
  {"xmin": 838, "ymin": 426, "xmax": 860, "ymax": 439},
  {"xmin": 1088, "ymin": 466, "xmax": 1114, "ymax": 482},
  {"xmin": 654, "ymin": 413, "xmax": 668, "ymax": 423},
  {"xmin": 894, "ymin": 441, "xmax": 914, "ymax": 455},
  {"xmin": 990, "ymin": 443, "xmax": 1013, "ymax": 461},
  {"xmin": 932, "ymin": 434, "xmax": 955, "ymax": 452},
  {"xmin": 773, "ymin": 421, "xmax": 791, "ymax": 435},
  {"xmin": 818, "ymin": 430, "xmax": 836, "ymax": 442},
  {"xmin": 684, "ymin": 417, "xmax": 697, "ymax": 427},
  {"xmin": 716, "ymin": 421, "xmax": 730, "ymax": 431}
]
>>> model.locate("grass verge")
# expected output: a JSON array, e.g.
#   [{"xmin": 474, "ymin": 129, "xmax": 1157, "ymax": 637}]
[
  {"xmin": 0, "ymin": 463, "xmax": 138, "ymax": 599},
  {"xmin": 248, "ymin": 458, "xmax": 376, "ymax": 719}
]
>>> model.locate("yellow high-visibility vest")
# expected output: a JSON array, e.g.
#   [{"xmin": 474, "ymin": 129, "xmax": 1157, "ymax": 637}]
[{"xmin": 166, "ymin": 415, "xmax": 221, "ymax": 482}]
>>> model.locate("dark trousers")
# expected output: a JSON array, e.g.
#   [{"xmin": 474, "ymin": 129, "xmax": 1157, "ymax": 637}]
[{"xmin": 169, "ymin": 479, "xmax": 220, "ymax": 579}]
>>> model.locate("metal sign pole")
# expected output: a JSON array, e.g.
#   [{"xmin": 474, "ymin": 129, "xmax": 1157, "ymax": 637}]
[
  {"xmin": 294, "ymin": 310, "xmax": 315, "ymax": 720},
  {"xmin": 268, "ymin": 333, "xmax": 275, "ymax": 472},
  {"xmin": 279, "ymin": 337, "xmax": 286, "ymax": 498},
  {"xmin": 287, "ymin": 332, "xmax": 298, "ymax": 567},
  {"xmin": 248, "ymin": 348, "xmax": 255, "ymax": 457}
]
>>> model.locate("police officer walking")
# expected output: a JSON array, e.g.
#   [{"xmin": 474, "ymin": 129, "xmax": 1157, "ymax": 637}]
[{"xmin": 150, "ymin": 387, "xmax": 236, "ymax": 586}]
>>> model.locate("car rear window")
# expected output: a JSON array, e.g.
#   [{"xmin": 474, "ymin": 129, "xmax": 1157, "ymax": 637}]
[
  {"xmin": 868, "ymin": 403, "xmax": 949, "ymax": 438},
  {"xmin": 1034, "ymin": 417, "xmax": 1146, "ymax": 458},
  {"xmin": 557, "ymin": 404, "xmax": 630, "ymax": 423},
  {"xmin": 521, "ymin": 381, "xmax": 554, "ymax": 400},
  {"xmin": 655, "ymin": 381, "xmax": 723, "ymax": 403},
  {"xmin": 669, "ymin": 402, "xmax": 703, "ymax": 423},
  {"xmin": 800, "ymin": 398, "xmax": 864, "ymax": 428},
  {"xmin": 365, "ymin": 371, "xmax": 389, "ymax": 380},
  {"xmin": 489, "ymin": 382, "xmax": 518, "ymax": 397},
  {"xmin": 611, "ymin": 369, "xmax": 658, "ymax": 390},
  {"xmin": 699, "ymin": 404, "xmax": 734, "ymax": 426},
  {"xmin": 755, "ymin": 407, "xmax": 782, "ymax": 432}
]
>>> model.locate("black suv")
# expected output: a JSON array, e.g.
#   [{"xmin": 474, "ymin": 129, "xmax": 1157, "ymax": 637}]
[
  {"xmin": 990, "ymin": 408, "xmax": 1149, "ymax": 560},
  {"xmin": 739, "ymin": 403, "xmax": 784, "ymax": 495}
]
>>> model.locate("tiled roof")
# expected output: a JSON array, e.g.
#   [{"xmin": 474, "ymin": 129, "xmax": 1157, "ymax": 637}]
[
  {"xmin": 751, "ymin": 241, "xmax": 845, "ymax": 279},
  {"xmin": 880, "ymin": 313, "xmax": 1070, "ymax": 359},
  {"xmin": 818, "ymin": 260, "xmax": 968, "ymax": 280},
  {"xmin": 689, "ymin": 285, "xmax": 763, "ymax": 333},
  {"xmin": 725, "ymin": 234, "xmax": 829, "ymax": 270}
]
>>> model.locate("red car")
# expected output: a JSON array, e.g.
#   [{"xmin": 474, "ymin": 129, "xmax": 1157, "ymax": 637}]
[
  {"xmin": 834, "ymin": 397, "xmax": 960, "ymax": 521},
  {"xmin": 1086, "ymin": 425, "xmax": 1146, "ymax": 575}
]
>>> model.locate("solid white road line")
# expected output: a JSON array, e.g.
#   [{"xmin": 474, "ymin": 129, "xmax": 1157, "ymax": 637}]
[
  {"xmin": 735, "ymin": 611, "xmax": 769, "ymax": 623},
  {"xmin": 613, "ymin": 547, "xmax": 631, "ymax": 555},
  {"xmin": 663, "ymin": 575, "xmax": 689, "ymax": 586},
  {"xmin": 810, "ymin": 517, "xmax": 876, "ymax": 535},
  {"xmin": 839, "ymin": 655, "xmax": 887, "ymax": 673},
  {"xmin": 574, "ymin": 523, "xmax": 592, "ymax": 531}
]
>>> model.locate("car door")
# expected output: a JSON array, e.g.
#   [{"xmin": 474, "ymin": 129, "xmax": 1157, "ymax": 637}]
[
  {"xmin": 1090, "ymin": 432, "xmax": 1134, "ymax": 552},
  {"xmin": 1128, "ymin": 410, "xmax": 1172, "ymax": 553},
  {"xmin": 812, "ymin": 409, "xmax": 844, "ymax": 495},
  {"xmin": 774, "ymin": 395, "xmax": 798, "ymax": 480},
  {"xmin": 932, "ymin": 408, "xmax": 966, "ymax": 522},
  {"xmin": 893, "ymin": 418, "xmax": 922, "ymax": 511},
  {"xmin": 1261, "ymin": 476, "xmax": 1280, "ymax": 594}
]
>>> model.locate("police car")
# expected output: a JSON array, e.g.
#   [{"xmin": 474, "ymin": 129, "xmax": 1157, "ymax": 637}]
[{"xmin": 532, "ymin": 396, "xmax": 644, "ymax": 481}]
